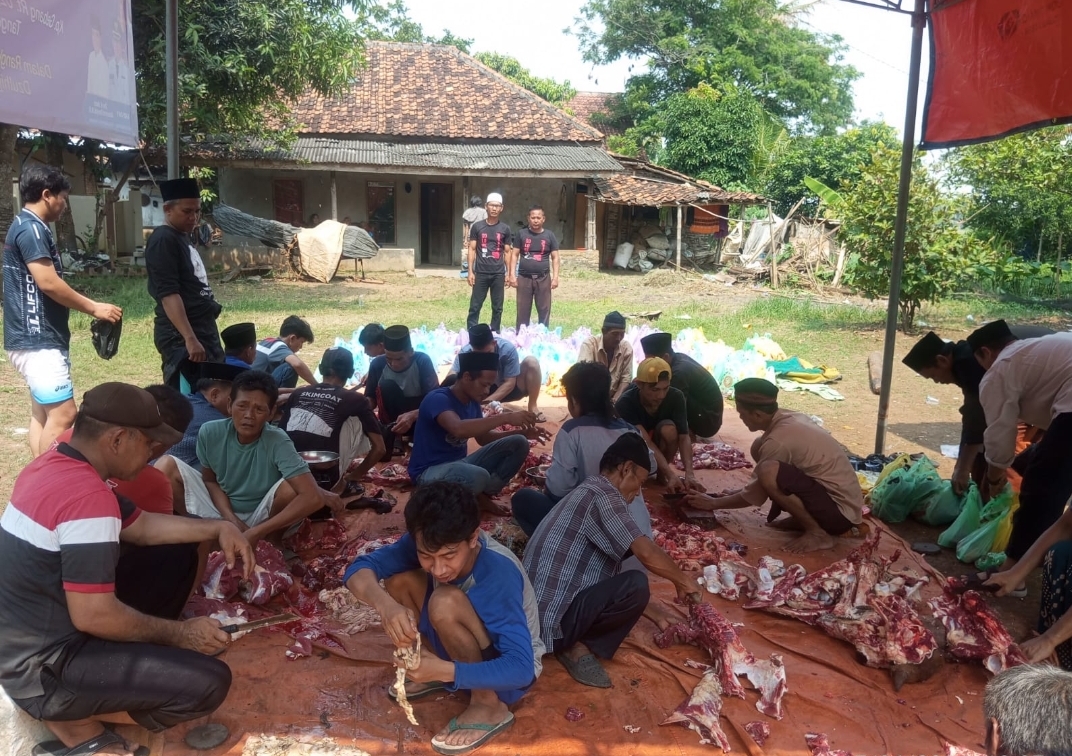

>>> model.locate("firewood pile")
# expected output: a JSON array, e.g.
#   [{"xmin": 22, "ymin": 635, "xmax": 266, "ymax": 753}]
[{"xmin": 213, "ymin": 204, "xmax": 379, "ymax": 260}]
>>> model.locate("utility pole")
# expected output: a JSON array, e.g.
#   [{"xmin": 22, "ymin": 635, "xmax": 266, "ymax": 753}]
[{"xmin": 165, "ymin": 0, "xmax": 179, "ymax": 179}]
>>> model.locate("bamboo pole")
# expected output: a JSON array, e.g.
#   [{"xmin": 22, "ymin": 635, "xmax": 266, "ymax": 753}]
[{"xmin": 676, "ymin": 204, "xmax": 683, "ymax": 270}]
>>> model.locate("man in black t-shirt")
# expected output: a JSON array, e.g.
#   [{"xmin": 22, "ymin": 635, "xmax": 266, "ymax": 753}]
[
  {"xmin": 467, "ymin": 192, "xmax": 513, "ymax": 332},
  {"xmin": 640, "ymin": 331, "xmax": 724, "ymax": 440},
  {"xmin": 145, "ymin": 178, "xmax": 224, "ymax": 392},
  {"xmin": 281, "ymin": 347, "xmax": 386, "ymax": 491},
  {"xmin": 615, "ymin": 358, "xmax": 705, "ymax": 495},
  {"xmin": 510, "ymin": 204, "xmax": 560, "ymax": 330}
]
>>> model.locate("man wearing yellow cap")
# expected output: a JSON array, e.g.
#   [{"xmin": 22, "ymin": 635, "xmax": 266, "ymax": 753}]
[
  {"xmin": 686, "ymin": 378, "xmax": 864, "ymax": 553},
  {"xmin": 615, "ymin": 357, "xmax": 704, "ymax": 494}
]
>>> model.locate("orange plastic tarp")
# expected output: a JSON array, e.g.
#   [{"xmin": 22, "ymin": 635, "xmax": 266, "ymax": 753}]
[{"xmin": 159, "ymin": 410, "xmax": 992, "ymax": 756}]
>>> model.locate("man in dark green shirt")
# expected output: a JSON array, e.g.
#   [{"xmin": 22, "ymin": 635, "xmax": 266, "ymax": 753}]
[{"xmin": 640, "ymin": 332, "xmax": 724, "ymax": 439}]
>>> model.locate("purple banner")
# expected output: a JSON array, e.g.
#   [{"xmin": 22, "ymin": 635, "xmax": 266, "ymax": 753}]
[{"xmin": 0, "ymin": 0, "xmax": 137, "ymax": 145}]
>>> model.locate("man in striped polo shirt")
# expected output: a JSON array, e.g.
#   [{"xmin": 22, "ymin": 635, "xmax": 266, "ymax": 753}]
[{"xmin": 0, "ymin": 383, "xmax": 253, "ymax": 756}]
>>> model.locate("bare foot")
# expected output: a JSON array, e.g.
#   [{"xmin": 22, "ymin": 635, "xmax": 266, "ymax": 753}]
[
  {"xmin": 432, "ymin": 700, "xmax": 511, "ymax": 750},
  {"xmin": 784, "ymin": 530, "xmax": 836, "ymax": 554},
  {"xmin": 767, "ymin": 515, "xmax": 802, "ymax": 531},
  {"xmin": 477, "ymin": 493, "xmax": 511, "ymax": 518}
]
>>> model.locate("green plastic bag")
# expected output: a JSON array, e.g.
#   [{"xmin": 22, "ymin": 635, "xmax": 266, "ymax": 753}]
[
  {"xmin": 976, "ymin": 552, "xmax": 1006, "ymax": 571},
  {"xmin": 870, "ymin": 457, "xmax": 944, "ymax": 524},
  {"xmin": 916, "ymin": 481, "xmax": 963, "ymax": 527},
  {"xmin": 957, "ymin": 518, "xmax": 1004, "ymax": 563},
  {"xmin": 938, "ymin": 484, "xmax": 982, "ymax": 548}
]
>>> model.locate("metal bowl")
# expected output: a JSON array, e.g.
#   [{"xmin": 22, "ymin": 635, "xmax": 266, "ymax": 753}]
[
  {"xmin": 299, "ymin": 450, "xmax": 340, "ymax": 470},
  {"xmin": 525, "ymin": 464, "xmax": 550, "ymax": 482}
]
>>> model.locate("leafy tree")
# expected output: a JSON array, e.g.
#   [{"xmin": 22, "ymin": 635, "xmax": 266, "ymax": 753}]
[
  {"xmin": 764, "ymin": 121, "xmax": 899, "ymax": 215},
  {"xmin": 656, "ymin": 84, "xmax": 765, "ymax": 189},
  {"xmin": 835, "ymin": 145, "xmax": 982, "ymax": 332},
  {"xmin": 358, "ymin": 0, "xmax": 472, "ymax": 51},
  {"xmin": 945, "ymin": 126, "xmax": 1072, "ymax": 263},
  {"xmin": 132, "ymin": 0, "xmax": 367, "ymax": 144},
  {"xmin": 473, "ymin": 53, "xmax": 576, "ymax": 108},
  {"xmin": 573, "ymin": 0, "xmax": 858, "ymax": 135}
]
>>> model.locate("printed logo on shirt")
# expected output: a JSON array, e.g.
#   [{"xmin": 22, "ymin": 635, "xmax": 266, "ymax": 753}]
[
  {"xmin": 22, "ymin": 272, "xmax": 41, "ymax": 335},
  {"xmin": 521, "ymin": 235, "xmax": 548, "ymax": 262}
]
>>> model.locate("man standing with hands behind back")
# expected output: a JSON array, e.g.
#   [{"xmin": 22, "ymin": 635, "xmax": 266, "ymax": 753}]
[
  {"xmin": 146, "ymin": 178, "xmax": 224, "ymax": 392},
  {"xmin": 3, "ymin": 164, "xmax": 122, "ymax": 457},
  {"xmin": 510, "ymin": 205, "xmax": 560, "ymax": 330},
  {"xmin": 467, "ymin": 193, "xmax": 512, "ymax": 333}
]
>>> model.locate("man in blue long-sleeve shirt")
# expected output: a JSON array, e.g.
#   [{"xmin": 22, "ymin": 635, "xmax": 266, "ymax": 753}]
[{"xmin": 344, "ymin": 481, "xmax": 542, "ymax": 755}]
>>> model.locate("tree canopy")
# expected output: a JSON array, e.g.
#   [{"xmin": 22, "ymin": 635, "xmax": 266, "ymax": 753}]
[
  {"xmin": 764, "ymin": 121, "xmax": 899, "ymax": 215},
  {"xmin": 473, "ymin": 53, "xmax": 576, "ymax": 109},
  {"xmin": 945, "ymin": 126, "xmax": 1072, "ymax": 263},
  {"xmin": 573, "ymin": 0, "xmax": 858, "ymax": 135},
  {"xmin": 132, "ymin": 0, "xmax": 366, "ymax": 144}
]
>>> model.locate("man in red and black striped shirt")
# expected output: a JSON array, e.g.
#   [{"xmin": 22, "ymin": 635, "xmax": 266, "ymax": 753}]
[{"xmin": 0, "ymin": 383, "xmax": 253, "ymax": 755}]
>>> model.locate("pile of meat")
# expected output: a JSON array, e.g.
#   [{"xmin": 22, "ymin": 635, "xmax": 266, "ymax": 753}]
[
  {"xmin": 656, "ymin": 602, "xmax": 787, "ymax": 751},
  {"xmin": 367, "ymin": 463, "xmax": 410, "ymax": 488},
  {"xmin": 191, "ymin": 529, "xmax": 400, "ymax": 660},
  {"xmin": 675, "ymin": 442, "xmax": 752, "ymax": 471},
  {"xmin": 655, "ymin": 519, "xmax": 1025, "ymax": 685},
  {"xmin": 283, "ymin": 518, "xmax": 348, "ymax": 553}
]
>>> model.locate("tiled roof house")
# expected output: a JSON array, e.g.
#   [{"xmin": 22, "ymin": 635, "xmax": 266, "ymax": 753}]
[{"xmin": 194, "ymin": 42, "xmax": 622, "ymax": 266}]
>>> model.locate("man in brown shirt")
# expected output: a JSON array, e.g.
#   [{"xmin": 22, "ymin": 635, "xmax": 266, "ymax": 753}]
[
  {"xmin": 577, "ymin": 311, "xmax": 633, "ymax": 402},
  {"xmin": 686, "ymin": 378, "xmax": 864, "ymax": 553}
]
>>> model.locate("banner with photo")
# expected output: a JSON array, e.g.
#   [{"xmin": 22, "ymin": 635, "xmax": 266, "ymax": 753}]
[{"xmin": 0, "ymin": 0, "xmax": 137, "ymax": 145}]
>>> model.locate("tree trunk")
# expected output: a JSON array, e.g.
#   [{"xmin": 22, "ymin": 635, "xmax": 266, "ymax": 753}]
[{"xmin": 43, "ymin": 132, "xmax": 78, "ymax": 253}]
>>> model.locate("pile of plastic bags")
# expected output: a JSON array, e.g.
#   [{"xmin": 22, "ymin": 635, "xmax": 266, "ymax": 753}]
[
  {"xmin": 328, "ymin": 323, "xmax": 780, "ymax": 397},
  {"xmin": 938, "ymin": 485, "xmax": 1018, "ymax": 569}
]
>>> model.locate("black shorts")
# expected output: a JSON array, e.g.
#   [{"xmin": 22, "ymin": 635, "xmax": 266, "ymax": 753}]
[
  {"xmin": 688, "ymin": 408, "xmax": 722, "ymax": 439},
  {"xmin": 768, "ymin": 462, "xmax": 855, "ymax": 535},
  {"xmin": 490, "ymin": 383, "xmax": 525, "ymax": 402}
]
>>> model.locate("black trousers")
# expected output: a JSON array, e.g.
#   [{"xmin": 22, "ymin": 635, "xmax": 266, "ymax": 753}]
[
  {"xmin": 516, "ymin": 273, "xmax": 552, "ymax": 329},
  {"xmin": 556, "ymin": 570, "xmax": 649, "ymax": 659},
  {"xmin": 1006, "ymin": 412, "xmax": 1072, "ymax": 561},
  {"xmin": 13, "ymin": 637, "xmax": 231, "ymax": 732},
  {"xmin": 12, "ymin": 542, "xmax": 225, "ymax": 731},
  {"xmin": 511, "ymin": 488, "xmax": 556, "ymax": 537},
  {"xmin": 467, "ymin": 272, "xmax": 504, "ymax": 332},
  {"xmin": 376, "ymin": 381, "xmax": 425, "ymax": 460},
  {"xmin": 687, "ymin": 407, "xmax": 723, "ymax": 439}
]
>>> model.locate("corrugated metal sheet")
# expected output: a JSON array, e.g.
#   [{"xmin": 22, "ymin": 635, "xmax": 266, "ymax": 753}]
[{"xmin": 188, "ymin": 138, "xmax": 623, "ymax": 174}]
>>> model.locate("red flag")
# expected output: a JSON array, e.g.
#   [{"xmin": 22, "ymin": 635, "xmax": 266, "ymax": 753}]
[{"xmin": 921, "ymin": 0, "xmax": 1072, "ymax": 149}]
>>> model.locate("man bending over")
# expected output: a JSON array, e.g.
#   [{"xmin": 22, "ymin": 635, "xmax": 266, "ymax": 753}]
[
  {"xmin": 615, "ymin": 357, "xmax": 704, "ymax": 494},
  {"xmin": 253, "ymin": 315, "xmax": 316, "ymax": 389},
  {"xmin": 410, "ymin": 351, "xmax": 544, "ymax": 516},
  {"xmin": 446, "ymin": 324, "xmax": 543, "ymax": 415},
  {"xmin": 524, "ymin": 434, "xmax": 701, "ymax": 688},
  {"xmin": 157, "ymin": 370, "xmax": 326, "ymax": 544},
  {"xmin": 345, "ymin": 481, "xmax": 543, "ymax": 755},
  {"xmin": 0, "ymin": 383, "xmax": 252, "ymax": 756},
  {"xmin": 686, "ymin": 378, "xmax": 864, "ymax": 553}
]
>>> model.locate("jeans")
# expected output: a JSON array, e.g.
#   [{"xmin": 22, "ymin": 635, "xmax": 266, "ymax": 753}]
[
  {"xmin": 467, "ymin": 271, "xmax": 505, "ymax": 332},
  {"xmin": 417, "ymin": 435, "xmax": 529, "ymax": 495},
  {"xmin": 516, "ymin": 273, "xmax": 552, "ymax": 329},
  {"xmin": 271, "ymin": 362, "xmax": 298, "ymax": 389}
]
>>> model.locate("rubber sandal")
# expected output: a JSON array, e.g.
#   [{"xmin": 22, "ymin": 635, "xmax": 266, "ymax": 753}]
[
  {"xmin": 41, "ymin": 729, "xmax": 149, "ymax": 756},
  {"xmin": 556, "ymin": 652, "xmax": 611, "ymax": 688},
  {"xmin": 388, "ymin": 679, "xmax": 449, "ymax": 702},
  {"xmin": 430, "ymin": 712, "xmax": 515, "ymax": 755},
  {"xmin": 31, "ymin": 741, "xmax": 65, "ymax": 756}
]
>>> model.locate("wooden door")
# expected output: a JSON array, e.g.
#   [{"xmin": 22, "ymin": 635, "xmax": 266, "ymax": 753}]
[
  {"xmin": 273, "ymin": 180, "xmax": 304, "ymax": 226},
  {"xmin": 420, "ymin": 183, "xmax": 453, "ymax": 265}
]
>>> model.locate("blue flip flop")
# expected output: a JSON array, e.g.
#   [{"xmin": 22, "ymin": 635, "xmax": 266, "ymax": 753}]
[{"xmin": 430, "ymin": 712, "xmax": 515, "ymax": 755}]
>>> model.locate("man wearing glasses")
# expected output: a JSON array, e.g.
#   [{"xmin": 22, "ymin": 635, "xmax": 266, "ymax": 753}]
[{"xmin": 145, "ymin": 178, "xmax": 225, "ymax": 392}]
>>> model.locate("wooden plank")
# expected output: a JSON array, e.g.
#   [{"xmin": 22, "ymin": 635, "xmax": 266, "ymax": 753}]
[{"xmin": 867, "ymin": 350, "xmax": 884, "ymax": 395}]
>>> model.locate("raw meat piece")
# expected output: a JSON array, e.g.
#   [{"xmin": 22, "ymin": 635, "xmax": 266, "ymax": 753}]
[
  {"xmin": 284, "ymin": 518, "xmax": 348, "ymax": 552},
  {"xmin": 394, "ymin": 636, "xmax": 421, "ymax": 725},
  {"xmin": 929, "ymin": 583, "xmax": 1028, "ymax": 673},
  {"xmin": 239, "ymin": 542, "xmax": 294, "ymax": 605},
  {"xmin": 743, "ymin": 721, "xmax": 770, "ymax": 747},
  {"xmin": 655, "ymin": 603, "xmax": 788, "ymax": 719},
  {"xmin": 201, "ymin": 551, "xmax": 242, "ymax": 600},
  {"xmin": 675, "ymin": 442, "xmax": 753, "ymax": 471},
  {"xmin": 564, "ymin": 707, "xmax": 585, "ymax": 722},
  {"xmin": 661, "ymin": 668, "xmax": 731, "ymax": 751},
  {"xmin": 652, "ymin": 516, "xmax": 728, "ymax": 572},
  {"xmin": 943, "ymin": 741, "xmax": 986, "ymax": 756},
  {"xmin": 806, "ymin": 732, "xmax": 854, "ymax": 756},
  {"xmin": 298, "ymin": 535, "xmax": 399, "ymax": 592},
  {"xmin": 182, "ymin": 595, "xmax": 249, "ymax": 621},
  {"xmin": 368, "ymin": 463, "xmax": 410, "ymax": 488}
]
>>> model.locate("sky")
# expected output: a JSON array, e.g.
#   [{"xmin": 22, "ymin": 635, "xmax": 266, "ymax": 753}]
[{"xmin": 397, "ymin": 0, "xmax": 931, "ymax": 135}]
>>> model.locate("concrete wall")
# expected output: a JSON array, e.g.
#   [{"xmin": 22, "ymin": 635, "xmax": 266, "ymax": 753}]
[{"xmin": 217, "ymin": 168, "xmax": 582, "ymax": 267}]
